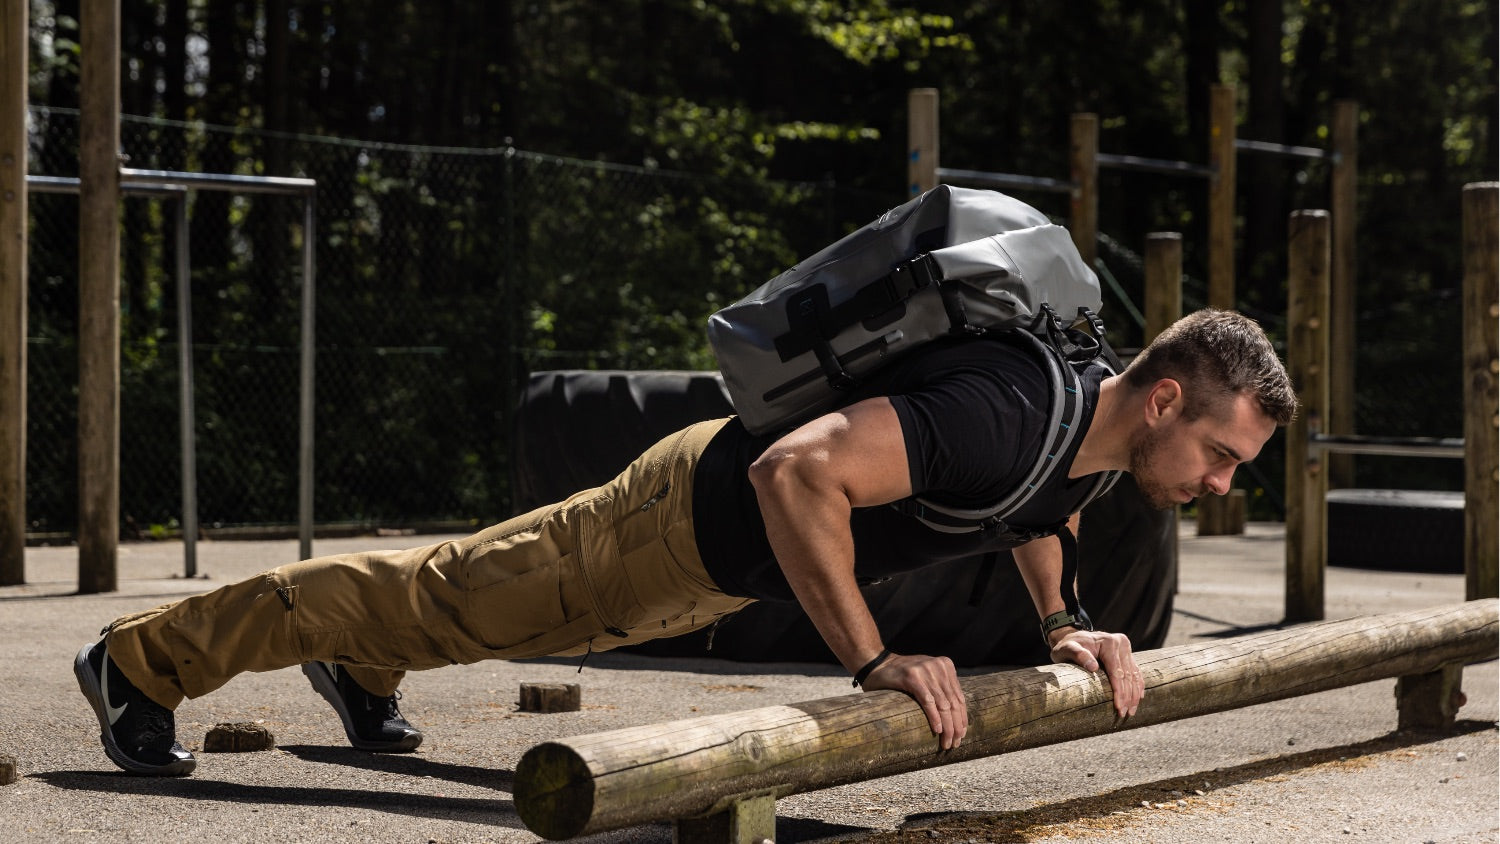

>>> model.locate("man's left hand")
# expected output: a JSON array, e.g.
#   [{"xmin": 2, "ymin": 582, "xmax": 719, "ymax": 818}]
[{"xmin": 1050, "ymin": 629, "xmax": 1143, "ymax": 718}]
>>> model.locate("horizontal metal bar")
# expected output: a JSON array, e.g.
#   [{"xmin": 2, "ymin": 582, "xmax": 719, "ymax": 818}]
[
  {"xmin": 1096, "ymin": 152, "xmax": 1216, "ymax": 179},
  {"xmin": 26, "ymin": 174, "xmax": 187, "ymax": 197},
  {"xmin": 1310, "ymin": 433, "xmax": 1465, "ymax": 459},
  {"xmin": 1235, "ymin": 138, "xmax": 1338, "ymax": 163},
  {"xmin": 936, "ymin": 167, "xmax": 1074, "ymax": 194},
  {"xmin": 121, "ymin": 167, "xmax": 316, "ymax": 196}
]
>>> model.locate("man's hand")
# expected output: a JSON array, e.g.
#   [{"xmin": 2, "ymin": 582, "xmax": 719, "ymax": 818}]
[
  {"xmin": 859, "ymin": 652, "xmax": 968, "ymax": 750},
  {"xmin": 1050, "ymin": 629, "xmax": 1143, "ymax": 718}
]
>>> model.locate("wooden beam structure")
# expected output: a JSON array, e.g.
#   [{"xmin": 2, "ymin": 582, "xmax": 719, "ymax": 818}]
[
  {"xmin": 1462, "ymin": 182, "xmax": 1499, "ymax": 601},
  {"xmin": 0, "ymin": 0, "xmax": 27, "ymax": 586},
  {"xmin": 906, "ymin": 88, "xmax": 938, "ymax": 197},
  {"xmin": 77, "ymin": 0, "xmax": 122, "ymax": 592},
  {"xmin": 515, "ymin": 600, "xmax": 1497, "ymax": 840},
  {"xmin": 1285, "ymin": 209, "xmax": 1331, "ymax": 623}
]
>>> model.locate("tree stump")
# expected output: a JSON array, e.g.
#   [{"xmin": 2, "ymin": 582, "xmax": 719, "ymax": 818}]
[
  {"xmin": 519, "ymin": 683, "xmax": 581, "ymax": 713},
  {"xmin": 204, "ymin": 722, "xmax": 276, "ymax": 752}
]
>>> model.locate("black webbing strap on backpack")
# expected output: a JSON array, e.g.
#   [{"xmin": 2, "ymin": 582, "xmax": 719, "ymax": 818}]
[{"xmin": 772, "ymin": 254, "xmax": 942, "ymax": 388}]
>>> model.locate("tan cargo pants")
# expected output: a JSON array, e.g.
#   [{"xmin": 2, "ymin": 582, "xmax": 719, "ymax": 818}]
[{"xmin": 104, "ymin": 418, "xmax": 753, "ymax": 709}]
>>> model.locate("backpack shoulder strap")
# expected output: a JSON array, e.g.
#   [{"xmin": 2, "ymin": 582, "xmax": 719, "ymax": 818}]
[{"xmin": 894, "ymin": 308, "xmax": 1120, "ymax": 535}]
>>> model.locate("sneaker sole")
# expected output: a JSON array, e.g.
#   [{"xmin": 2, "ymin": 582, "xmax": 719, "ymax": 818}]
[
  {"xmin": 300, "ymin": 662, "xmax": 423, "ymax": 753},
  {"xmin": 73, "ymin": 645, "xmax": 196, "ymax": 777}
]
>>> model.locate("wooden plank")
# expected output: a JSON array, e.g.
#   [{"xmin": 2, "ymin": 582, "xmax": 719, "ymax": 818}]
[
  {"xmin": 514, "ymin": 600, "xmax": 1498, "ymax": 839},
  {"xmin": 1285, "ymin": 210, "xmax": 1330, "ymax": 622},
  {"xmin": 906, "ymin": 88, "xmax": 938, "ymax": 197},
  {"xmin": 1462, "ymin": 182, "xmax": 1499, "ymax": 600},
  {"xmin": 77, "ymin": 0, "xmax": 121, "ymax": 593},
  {"xmin": 0, "ymin": 0, "xmax": 27, "ymax": 585},
  {"xmin": 1068, "ymin": 113, "xmax": 1098, "ymax": 267}
]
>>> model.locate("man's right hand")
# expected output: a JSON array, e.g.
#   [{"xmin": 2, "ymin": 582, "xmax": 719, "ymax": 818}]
[{"xmin": 860, "ymin": 652, "xmax": 969, "ymax": 750}]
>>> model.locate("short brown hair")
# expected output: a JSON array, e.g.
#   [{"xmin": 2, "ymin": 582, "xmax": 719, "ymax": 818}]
[{"xmin": 1123, "ymin": 309, "xmax": 1298, "ymax": 426}]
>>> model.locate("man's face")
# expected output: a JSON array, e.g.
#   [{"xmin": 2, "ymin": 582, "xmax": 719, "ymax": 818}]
[{"xmin": 1129, "ymin": 391, "xmax": 1277, "ymax": 511}]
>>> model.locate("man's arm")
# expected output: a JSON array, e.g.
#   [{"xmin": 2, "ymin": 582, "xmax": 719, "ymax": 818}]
[
  {"xmin": 1012, "ymin": 518, "xmax": 1144, "ymax": 718},
  {"xmin": 747, "ymin": 396, "xmax": 969, "ymax": 750}
]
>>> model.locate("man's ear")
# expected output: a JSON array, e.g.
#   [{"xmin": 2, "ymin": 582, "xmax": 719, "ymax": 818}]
[{"xmin": 1145, "ymin": 379, "xmax": 1183, "ymax": 425}]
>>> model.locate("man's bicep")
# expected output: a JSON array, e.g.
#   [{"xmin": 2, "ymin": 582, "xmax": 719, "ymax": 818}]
[{"xmin": 763, "ymin": 397, "xmax": 914, "ymax": 508}]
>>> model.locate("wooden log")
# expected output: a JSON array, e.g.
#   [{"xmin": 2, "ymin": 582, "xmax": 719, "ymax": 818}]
[
  {"xmin": 515, "ymin": 600, "xmax": 1498, "ymax": 839},
  {"xmin": 907, "ymin": 88, "xmax": 938, "ymax": 197},
  {"xmin": 519, "ymin": 683, "xmax": 581, "ymax": 714},
  {"xmin": 0, "ymin": 0, "xmax": 27, "ymax": 586},
  {"xmin": 1462, "ymin": 182, "xmax": 1499, "ymax": 601},
  {"xmin": 1285, "ymin": 209, "xmax": 1331, "ymax": 622}
]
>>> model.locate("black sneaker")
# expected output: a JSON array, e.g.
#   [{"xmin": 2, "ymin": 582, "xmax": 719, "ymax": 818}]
[
  {"xmin": 301, "ymin": 661, "xmax": 423, "ymax": 752},
  {"xmin": 73, "ymin": 640, "xmax": 196, "ymax": 776}
]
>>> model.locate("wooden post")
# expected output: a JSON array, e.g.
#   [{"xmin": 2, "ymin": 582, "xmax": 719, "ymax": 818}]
[
  {"xmin": 1327, "ymin": 100, "xmax": 1359, "ymax": 490},
  {"xmin": 1069, "ymin": 113, "xmax": 1098, "ymax": 268},
  {"xmin": 1285, "ymin": 210, "xmax": 1331, "ymax": 623},
  {"xmin": 78, "ymin": 0, "xmax": 121, "ymax": 593},
  {"xmin": 1206, "ymin": 84, "xmax": 1237, "ymax": 310},
  {"xmin": 513, "ymin": 601, "xmax": 1497, "ymax": 840},
  {"xmin": 1396, "ymin": 664, "xmax": 1466, "ymax": 731},
  {"xmin": 1143, "ymin": 232, "xmax": 1185, "ymax": 560},
  {"xmin": 907, "ymin": 88, "xmax": 938, "ymax": 197},
  {"xmin": 0, "ymin": 0, "xmax": 27, "ymax": 586},
  {"xmin": 1143, "ymin": 233, "xmax": 1182, "ymax": 343},
  {"xmin": 1462, "ymin": 182, "xmax": 1499, "ymax": 600}
]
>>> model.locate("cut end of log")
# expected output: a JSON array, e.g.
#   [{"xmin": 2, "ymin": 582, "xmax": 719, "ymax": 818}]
[
  {"xmin": 514, "ymin": 741, "xmax": 595, "ymax": 840},
  {"xmin": 203, "ymin": 722, "xmax": 276, "ymax": 752}
]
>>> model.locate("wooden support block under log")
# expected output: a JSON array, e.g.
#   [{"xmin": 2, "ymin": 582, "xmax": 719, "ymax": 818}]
[
  {"xmin": 203, "ymin": 722, "xmax": 276, "ymax": 752},
  {"xmin": 1196, "ymin": 489, "xmax": 1246, "ymax": 536},
  {"xmin": 520, "ymin": 683, "xmax": 582, "ymax": 713},
  {"xmin": 515, "ymin": 600, "xmax": 1498, "ymax": 840},
  {"xmin": 0, "ymin": 754, "xmax": 16, "ymax": 785}
]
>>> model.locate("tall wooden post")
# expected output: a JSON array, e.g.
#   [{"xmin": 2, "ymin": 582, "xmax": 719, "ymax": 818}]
[
  {"xmin": 1206, "ymin": 84, "xmax": 1237, "ymax": 310},
  {"xmin": 1069, "ymin": 113, "xmax": 1098, "ymax": 267},
  {"xmin": 1462, "ymin": 182, "xmax": 1499, "ymax": 600},
  {"xmin": 1285, "ymin": 210, "xmax": 1331, "ymax": 622},
  {"xmin": 78, "ymin": 0, "xmax": 121, "ymax": 592},
  {"xmin": 1328, "ymin": 100, "xmax": 1359, "ymax": 490},
  {"xmin": 907, "ymin": 88, "xmax": 938, "ymax": 197},
  {"xmin": 0, "ymin": 0, "xmax": 27, "ymax": 584},
  {"xmin": 1144, "ymin": 232, "xmax": 1182, "ymax": 565}
]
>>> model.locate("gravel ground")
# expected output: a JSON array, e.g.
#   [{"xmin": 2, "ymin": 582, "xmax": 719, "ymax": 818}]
[{"xmin": 0, "ymin": 521, "xmax": 1494, "ymax": 843}]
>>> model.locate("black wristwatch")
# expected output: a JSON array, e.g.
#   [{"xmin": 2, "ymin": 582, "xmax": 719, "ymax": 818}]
[{"xmin": 1040, "ymin": 607, "xmax": 1094, "ymax": 647}]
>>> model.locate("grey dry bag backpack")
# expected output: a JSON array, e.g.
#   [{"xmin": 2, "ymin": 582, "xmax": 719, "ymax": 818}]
[{"xmin": 707, "ymin": 185, "xmax": 1122, "ymax": 534}]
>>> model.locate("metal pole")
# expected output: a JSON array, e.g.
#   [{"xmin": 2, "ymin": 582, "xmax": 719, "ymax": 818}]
[{"xmin": 174, "ymin": 193, "xmax": 197, "ymax": 576}]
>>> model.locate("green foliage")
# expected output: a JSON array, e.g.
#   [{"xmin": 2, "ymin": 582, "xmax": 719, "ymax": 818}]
[{"xmin": 19, "ymin": 0, "xmax": 1497, "ymax": 531}]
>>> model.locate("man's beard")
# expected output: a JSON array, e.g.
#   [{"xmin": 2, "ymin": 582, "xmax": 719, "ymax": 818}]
[{"xmin": 1129, "ymin": 425, "xmax": 1201, "ymax": 511}]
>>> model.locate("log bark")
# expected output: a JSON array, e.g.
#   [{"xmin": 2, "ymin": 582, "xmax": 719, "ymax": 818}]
[{"xmin": 515, "ymin": 600, "xmax": 1498, "ymax": 839}]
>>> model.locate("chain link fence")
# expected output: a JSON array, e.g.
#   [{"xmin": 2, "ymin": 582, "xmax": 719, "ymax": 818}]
[
  {"xmin": 23, "ymin": 108, "xmax": 1465, "ymax": 539},
  {"xmin": 24, "ymin": 108, "xmax": 884, "ymax": 538}
]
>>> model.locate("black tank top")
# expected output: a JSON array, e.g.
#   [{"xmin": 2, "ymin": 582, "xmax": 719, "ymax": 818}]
[{"xmin": 693, "ymin": 334, "xmax": 1111, "ymax": 601}]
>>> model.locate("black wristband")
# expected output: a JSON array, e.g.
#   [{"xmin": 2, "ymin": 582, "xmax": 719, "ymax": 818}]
[{"xmin": 852, "ymin": 647, "xmax": 892, "ymax": 688}]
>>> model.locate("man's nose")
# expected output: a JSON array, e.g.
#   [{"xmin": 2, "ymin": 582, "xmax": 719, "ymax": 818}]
[{"xmin": 1204, "ymin": 466, "xmax": 1235, "ymax": 496}]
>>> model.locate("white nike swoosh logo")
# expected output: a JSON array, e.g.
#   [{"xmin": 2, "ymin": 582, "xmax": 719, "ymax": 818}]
[
  {"xmin": 328, "ymin": 662, "xmax": 339, "ymax": 683},
  {"xmin": 100, "ymin": 652, "xmax": 128, "ymax": 725}
]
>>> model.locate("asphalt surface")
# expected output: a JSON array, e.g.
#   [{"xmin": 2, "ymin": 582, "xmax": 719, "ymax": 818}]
[{"xmin": 1, "ymin": 520, "xmax": 1495, "ymax": 843}]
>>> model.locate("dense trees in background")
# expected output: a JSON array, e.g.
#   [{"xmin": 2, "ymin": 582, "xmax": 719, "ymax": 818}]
[{"xmin": 21, "ymin": 0, "xmax": 1498, "ymax": 528}]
